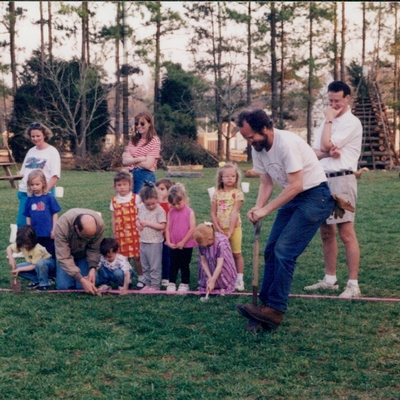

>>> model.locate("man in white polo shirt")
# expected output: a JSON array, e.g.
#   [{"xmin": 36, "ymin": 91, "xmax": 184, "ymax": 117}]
[{"xmin": 304, "ymin": 81, "xmax": 363, "ymax": 298}]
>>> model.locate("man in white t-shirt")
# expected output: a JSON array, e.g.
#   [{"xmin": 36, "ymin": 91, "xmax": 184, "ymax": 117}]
[
  {"xmin": 304, "ymin": 81, "xmax": 362, "ymax": 298},
  {"xmin": 235, "ymin": 108, "xmax": 335, "ymax": 332}
]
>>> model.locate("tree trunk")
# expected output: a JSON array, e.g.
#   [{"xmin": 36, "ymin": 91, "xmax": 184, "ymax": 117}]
[
  {"xmin": 362, "ymin": 2, "xmax": 366, "ymax": 68},
  {"xmin": 153, "ymin": 0, "xmax": 161, "ymax": 115},
  {"xmin": 394, "ymin": 3, "xmax": 399, "ymax": 154},
  {"xmin": 78, "ymin": 1, "xmax": 87, "ymax": 159},
  {"xmin": 279, "ymin": 7, "xmax": 285, "ymax": 129},
  {"xmin": 333, "ymin": 2, "xmax": 339, "ymax": 80},
  {"xmin": 9, "ymin": 2, "xmax": 17, "ymax": 97},
  {"xmin": 122, "ymin": 1, "xmax": 129, "ymax": 144},
  {"xmin": 39, "ymin": 2, "xmax": 45, "ymax": 113},
  {"xmin": 48, "ymin": 1, "xmax": 53, "ymax": 61},
  {"xmin": 270, "ymin": 2, "xmax": 278, "ymax": 121},
  {"xmin": 307, "ymin": 3, "xmax": 313, "ymax": 145},
  {"xmin": 340, "ymin": 1, "xmax": 346, "ymax": 82},
  {"xmin": 115, "ymin": 2, "xmax": 122, "ymax": 146}
]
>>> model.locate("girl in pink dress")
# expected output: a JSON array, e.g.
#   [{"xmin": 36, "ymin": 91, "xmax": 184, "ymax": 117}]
[
  {"xmin": 194, "ymin": 223, "xmax": 237, "ymax": 295},
  {"xmin": 165, "ymin": 184, "xmax": 196, "ymax": 293}
]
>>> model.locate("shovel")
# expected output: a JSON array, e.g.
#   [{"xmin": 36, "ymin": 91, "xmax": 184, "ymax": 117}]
[
  {"xmin": 11, "ymin": 278, "xmax": 22, "ymax": 293},
  {"xmin": 247, "ymin": 220, "xmax": 262, "ymax": 332}
]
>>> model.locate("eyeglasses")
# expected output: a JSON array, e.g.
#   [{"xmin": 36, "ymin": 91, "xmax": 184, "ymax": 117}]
[
  {"xmin": 135, "ymin": 122, "xmax": 147, "ymax": 127},
  {"xmin": 29, "ymin": 122, "xmax": 42, "ymax": 129}
]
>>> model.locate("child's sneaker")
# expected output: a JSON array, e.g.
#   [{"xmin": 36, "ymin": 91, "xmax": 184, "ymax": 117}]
[
  {"xmin": 166, "ymin": 283, "xmax": 176, "ymax": 292},
  {"xmin": 98, "ymin": 284, "xmax": 111, "ymax": 290},
  {"xmin": 37, "ymin": 286, "xmax": 49, "ymax": 291},
  {"xmin": 27, "ymin": 282, "xmax": 39, "ymax": 289},
  {"xmin": 235, "ymin": 279, "xmax": 245, "ymax": 291},
  {"xmin": 177, "ymin": 283, "xmax": 189, "ymax": 293},
  {"xmin": 136, "ymin": 281, "xmax": 145, "ymax": 290},
  {"xmin": 161, "ymin": 279, "xmax": 169, "ymax": 287}
]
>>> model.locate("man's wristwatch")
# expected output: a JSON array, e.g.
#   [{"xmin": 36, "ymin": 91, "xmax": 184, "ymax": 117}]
[{"xmin": 325, "ymin": 120, "xmax": 333, "ymax": 124}]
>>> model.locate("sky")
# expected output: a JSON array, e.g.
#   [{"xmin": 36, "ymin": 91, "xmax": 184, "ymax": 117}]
[{"xmin": 0, "ymin": 2, "xmax": 387, "ymax": 91}]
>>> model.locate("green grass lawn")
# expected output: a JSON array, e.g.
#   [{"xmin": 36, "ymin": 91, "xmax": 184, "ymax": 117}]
[{"xmin": 0, "ymin": 167, "xmax": 399, "ymax": 399}]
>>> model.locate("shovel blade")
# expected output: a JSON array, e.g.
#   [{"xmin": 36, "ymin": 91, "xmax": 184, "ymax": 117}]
[{"xmin": 11, "ymin": 279, "xmax": 22, "ymax": 293}]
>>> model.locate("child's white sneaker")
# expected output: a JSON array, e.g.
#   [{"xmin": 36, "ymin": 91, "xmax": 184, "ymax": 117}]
[
  {"xmin": 161, "ymin": 279, "xmax": 169, "ymax": 287},
  {"xmin": 98, "ymin": 284, "xmax": 111, "ymax": 290},
  {"xmin": 166, "ymin": 283, "xmax": 176, "ymax": 292},
  {"xmin": 177, "ymin": 283, "xmax": 189, "ymax": 293}
]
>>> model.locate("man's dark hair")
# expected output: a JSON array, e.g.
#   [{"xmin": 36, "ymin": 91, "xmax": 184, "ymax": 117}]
[
  {"xmin": 328, "ymin": 81, "xmax": 351, "ymax": 97},
  {"xmin": 100, "ymin": 238, "xmax": 119, "ymax": 256},
  {"xmin": 74, "ymin": 214, "xmax": 85, "ymax": 232},
  {"xmin": 236, "ymin": 109, "xmax": 273, "ymax": 133}
]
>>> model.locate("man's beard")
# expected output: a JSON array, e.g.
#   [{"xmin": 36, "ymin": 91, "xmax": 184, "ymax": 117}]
[{"xmin": 252, "ymin": 136, "xmax": 270, "ymax": 152}]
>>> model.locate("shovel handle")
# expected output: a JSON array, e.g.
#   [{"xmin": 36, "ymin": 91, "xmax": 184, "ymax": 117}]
[{"xmin": 252, "ymin": 220, "xmax": 262, "ymax": 306}]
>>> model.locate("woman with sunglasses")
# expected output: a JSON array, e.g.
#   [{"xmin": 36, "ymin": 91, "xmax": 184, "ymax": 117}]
[
  {"xmin": 122, "ymin": 111, "xmax": 161, "ymax": 194},
  {"xmin": 16, "ymin": 122, "xmax": 61, "ymax": 228}
]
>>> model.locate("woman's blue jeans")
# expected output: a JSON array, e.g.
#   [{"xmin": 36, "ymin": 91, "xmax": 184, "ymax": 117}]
[
  {"xmin": 130, "ymin": 168, "xmax": 156, "ymax": 194},
  {"xmin": 259, "ymin": 182, "xmax": 334, "ymax": 312}
]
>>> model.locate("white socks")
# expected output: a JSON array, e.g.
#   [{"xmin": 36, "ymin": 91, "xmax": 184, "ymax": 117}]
[{"xmin": 324, "ymin": 274, "xmax": 337, "ymax": 284}]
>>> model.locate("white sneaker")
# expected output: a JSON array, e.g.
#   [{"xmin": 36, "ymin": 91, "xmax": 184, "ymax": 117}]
[
  {"xmin": 235, "ymin": 279, "xmax": 245, "ymax": 291},
  {"xmin": 339, "ymin": 283, "xmax": 361, "ymax": 298},
  {"xmin": 98, "ymin": 284, "xmax": 111, "ymax": 290},
  {"xmin": 166, "ymin": 283, "xmax": 176, "ymax": 292},
  {"xmin": 177, "ymin": 283, "xmax": 189, "ymax": 292},
  {"xmin": 161, "ymin": 279, "xmax": 169, "ymax": 287},
  {"xmin": 304, "ymin": 277, "xmax": 339, "ymax": 291}
]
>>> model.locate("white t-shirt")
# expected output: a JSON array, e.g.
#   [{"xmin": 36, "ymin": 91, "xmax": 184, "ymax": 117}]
[
  {"xmin": 312, "ymin": 109, "xmax": 362, "ymax": 172},
  {"xmin": 252, "ymin": 128, "xmax": 327, "ymax": 191},
  {"xmin": 109, "ymin": 192, "xmax": 142, "ymax": 211},
  {"xmin": 19, "ymin": 145, "xmax": 61, "ymax": 192}
]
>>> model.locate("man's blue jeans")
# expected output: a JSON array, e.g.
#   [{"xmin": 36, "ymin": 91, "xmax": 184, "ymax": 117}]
[
  {"xmin": 56, "ymin": 258, "xmax": 89, "ymax": 290},
  {"xmin": 16, "ymin": 259, "xmax": 56, "ymax": 287},
  {"xmin": 259, "ymin": 182, "xmax": 334, "ymax": 312}
]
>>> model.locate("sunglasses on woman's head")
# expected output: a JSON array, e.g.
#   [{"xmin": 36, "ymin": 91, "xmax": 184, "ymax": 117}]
[
  {"xmin": 135, "ymin": 122, "xmax": 146, "ymax": 127},
  {"xmin": 30, "ymin": 122, "xmax": 42, "ymax": 129}
]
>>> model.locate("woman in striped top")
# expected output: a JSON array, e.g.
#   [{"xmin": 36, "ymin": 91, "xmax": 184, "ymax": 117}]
[{"xmin": 122, "ymin": 111, "xmax": 161, "ymax": 194}]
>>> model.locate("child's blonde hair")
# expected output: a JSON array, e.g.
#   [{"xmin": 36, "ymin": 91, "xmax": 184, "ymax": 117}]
[
  {"xmin": 27, "ymin": 170, "xmax": 48, "ymax": 196},
  {"xmin": 216, "ymin": 162, "xmax": 242, "ymax": 190},
  {"xmin": 168, "ymin": 183, "xmax": 188, "ymax": 205},
  {"xmin": 193, "ymin": 223, "xmax": 215, "ymax": 247}
]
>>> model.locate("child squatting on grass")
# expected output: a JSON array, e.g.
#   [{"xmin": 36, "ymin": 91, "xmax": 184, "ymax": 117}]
[
  {"xmin": 7, "ymin": 225, "xmax": 55, "ymax": 290},
  {"xmin": 137, "ymin": 182, "xmax": 167, "ymax": 291},
  {"xmin": 194, "ymin": 222, "xmax": 237, "ymax": 295},
  {"xmin": 110, "ymin": 170, "xmax": 145, "ymax": 289},
  {"xmin": 165, "ymin": 183, "xmax": 197, "ymax": 293},
  {"xmin": 211, "ymin": 162, "xmax": 245, "ymax": 291},
  {"xmin": 96, "ymin": 238, "xmax": 134, "ymax": 295},
  {"xmin": 155, "ymin": 178, "xmax": 175, "ymax": 287}
]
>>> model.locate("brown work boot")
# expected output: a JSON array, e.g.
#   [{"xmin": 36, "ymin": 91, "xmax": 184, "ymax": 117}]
[
  {"xmin": 243, "ymin": 304, "xmax": 284, "ymax": 330},
  {"xmin": 246, "ymin": 319, "xmax": 273, "ymax": 334}
]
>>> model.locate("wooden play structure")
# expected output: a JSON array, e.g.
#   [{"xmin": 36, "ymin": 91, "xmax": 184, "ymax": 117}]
[
  {"xmin": 0, "ymin": 132, "xmax": 23, "ymax": 188},
  {"xmin": 353, "ymin": 79, "xmax": 398, "ymax": 170}
]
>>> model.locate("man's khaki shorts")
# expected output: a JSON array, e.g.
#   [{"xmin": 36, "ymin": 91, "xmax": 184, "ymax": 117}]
[{"xmin": 326, "ymin": 174, "xmax": 357, "ymax": 224}]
